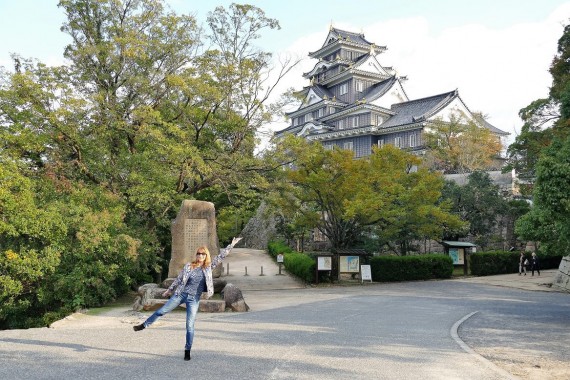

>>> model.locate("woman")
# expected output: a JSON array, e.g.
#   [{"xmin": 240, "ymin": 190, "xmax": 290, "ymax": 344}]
[
  {"xmin": 530, "ymin": 252, "xmax": 540, "ymax": 276},
  {"xmin": 133, "ymin": 237, "xmax": 242, "ymax": 361}
]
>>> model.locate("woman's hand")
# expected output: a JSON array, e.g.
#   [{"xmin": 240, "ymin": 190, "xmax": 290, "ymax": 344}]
[
  {"xmin": 231, "ymin": 237, "xmax": 243, "ymax": 247},
  {"xmin": 162, "ymin": 289, "xmax": 171, "ymax": 298}
]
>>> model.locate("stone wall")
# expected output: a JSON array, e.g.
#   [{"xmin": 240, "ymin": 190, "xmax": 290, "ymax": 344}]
[
  {"xmin": 552, "ymin": 255, "xmax": 570, "ymax": 292},
  {"xmin": 239, "ymin": 201, "xmax": 278, "ymax": 250}
]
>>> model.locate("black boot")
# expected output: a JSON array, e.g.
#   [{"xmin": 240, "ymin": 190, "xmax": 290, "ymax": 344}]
[
  {"xmin": 184, "ymin": 349, "xmax": 191, "ymax": 361},
  {"xmin": 133, "ymin": 323, "xmax": 145, "ymax": 332}
]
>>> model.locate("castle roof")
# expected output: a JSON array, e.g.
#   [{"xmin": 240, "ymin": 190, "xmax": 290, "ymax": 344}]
[{"xmin": 382, "ymin": 90, "xmax": 460, "ymax": 128}]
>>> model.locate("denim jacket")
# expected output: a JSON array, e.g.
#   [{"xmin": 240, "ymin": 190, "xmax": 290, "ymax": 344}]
[{"xmin": 168, "ymin": 243, "xmax": 234, "ymax": 299}]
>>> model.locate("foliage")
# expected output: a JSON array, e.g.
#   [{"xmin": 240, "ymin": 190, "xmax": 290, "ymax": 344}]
[
  {"xmin": 469, "ymin": 251, "xmax": 519, "ymax": 276},
  {"xmin": 267, "ymin": 240, "xmax": 293, "ymax": 258},
  {"xmin": 348, "ymin": 145, "xmax": 465, "ymax": 254},
  {"xmin": 369, "ymin": 254, "xmax": 453, "ymax": 282},
  {"xmin": 424, "ymin": 113, "xmax": 503, "ymax": 173},
  {"xmin": 505, "ymin": 22, "xmax": 570, "ymax": 186},
  {"xmin": 283, "ymin": 252, "xmax": 315, "ymax": 283},
  {"xmin": 442, "ymin": 171, "xmax": 507, "ymax": 248},
  {"xmin": 470, "ymin": 251, "xmax": 563, "ymax": 276},
  {"xmin": 515, "ymin": 136, "xmax": 570, "ymax": 255},
  {"xmin": 0, "ymin": 0, "xmax": 298, "ymax": 328},
  {"xmin": 268, "ymin": 136, "xmax": 465, "ymax": 253}
]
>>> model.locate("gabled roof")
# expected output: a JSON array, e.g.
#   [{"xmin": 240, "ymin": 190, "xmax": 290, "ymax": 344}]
[
  {"xmin": 474, "ymin": 115, "xmax": 510, "ymax": 136},
  {"xmin": 362, "ymin": 76, "xmax": 399, "ymax": 102},
  {"xmin": 381, "ymin": 90, "xmax": 460, "ymax": 128},
  {"xmin": 309, "ymin": 27, "xmax": 384, "ymax": 59},
  {"xmin": 323, "ymin": 27, "xmax": 373, "ymax": 48}
]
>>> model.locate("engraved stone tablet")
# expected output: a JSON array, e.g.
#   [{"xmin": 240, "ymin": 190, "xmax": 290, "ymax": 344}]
[{"xmin": 169, "ymin": 200, "xmax": 220, "ymax": 278}]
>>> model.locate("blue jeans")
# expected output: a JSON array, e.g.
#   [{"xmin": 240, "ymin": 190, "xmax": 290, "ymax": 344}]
[{"xmin": 143, "ymin": 293, "xmax": 200, "ymax": 350}]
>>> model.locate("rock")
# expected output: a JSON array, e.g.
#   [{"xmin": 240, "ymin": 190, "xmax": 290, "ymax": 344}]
[
  {"xmin": 137, "ymin": 283, "xmax": 158, "ymax": 297},
  {"xmin": 199, "ymin": 300, "xmax": 225, "ymax": 313},
  {"xmin": 213, "ymin": 278, "xmax": 227, "ymax": 293},
  {"xmin": 222, "ymin": 283, "xmax": 250, "ymax": 312}
]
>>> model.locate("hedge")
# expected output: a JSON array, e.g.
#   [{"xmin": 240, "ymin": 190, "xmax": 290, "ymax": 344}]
[
  {"xmin": 470, "ymin": 251, "xmax": 564, "ymax": 276},
  {"xmin": 267, "ymin": 240, "xmax": 293, "ymax": 259},
  {"xmin": 283, "ymin": 252, "xmax": 315, "ymax": 283},
  {"xmin": 369, "ymin": 254, "xmax": 453, "ymax": 282}
]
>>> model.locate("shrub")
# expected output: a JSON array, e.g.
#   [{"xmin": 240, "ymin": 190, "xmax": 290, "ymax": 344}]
[
  {"xmin": 369, "ymin": 254, "xmax": 453, "ymax": 282},
  {"xmin": 283, "ymin": 252, "xmax": 315, "ymax": 283},
  {"xmin": 267, "ymin": 240, "xmax": 293, "ymax": 259},
  {"xmin": 470, "ymin": 250, "xmax": 564, "ymax": 276}
]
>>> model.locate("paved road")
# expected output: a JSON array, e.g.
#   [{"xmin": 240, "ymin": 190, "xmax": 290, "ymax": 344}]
[{"xmin": 1, "ymin": 249, "xmax": 569, "ymax": 380}]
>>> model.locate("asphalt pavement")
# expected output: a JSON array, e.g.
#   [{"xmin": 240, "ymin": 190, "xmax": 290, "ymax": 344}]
[{"xmin": 1, "ymin": 248, "xmax": 568, "ymax": 380}]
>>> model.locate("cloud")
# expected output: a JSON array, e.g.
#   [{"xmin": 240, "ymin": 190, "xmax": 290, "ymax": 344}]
[{"xmin": 267, "ymin": 4, "xmax": 569, "ymax": 145}]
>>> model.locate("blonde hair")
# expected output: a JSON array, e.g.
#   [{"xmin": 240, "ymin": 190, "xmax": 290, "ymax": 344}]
[{"xmin": 191, "ymin": 246, "xmax": 211, "ymax": 269}]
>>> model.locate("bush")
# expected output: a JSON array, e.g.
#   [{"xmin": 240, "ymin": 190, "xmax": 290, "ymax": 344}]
[
  {"xmin": 369, "ymin": 254, "xmax": 453, "ymax": 282},
  {"xmin": 470, "ymin": 250, "xmax": 564, "ymax": 276},
  {"xmin": 267, "ymin": 240, "xmax": 293, "ymax": 259},
  {"xmin": 283, "ymin": 252, "xmax": 315, "ymax": 283}
]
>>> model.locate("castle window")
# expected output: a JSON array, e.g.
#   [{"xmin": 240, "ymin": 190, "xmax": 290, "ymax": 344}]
[
  {"xmin": 339, "ymin": 83, "xmax": 348, "ymax": 95},
  {"xmin": 375, "ymin": 115, "xmax": 383, "ymax": 125},
  {"xmin": 378, "ymin": 139, "xmax": 384, "ymax": 148},
  {"xmin": 356, "ymin": 80, "xmax": 364, "ymax": 92},
  {"xmin": 409, "ymin": 134, "xmax": 417, "ymax": 147},
  {"xmin": 353, "ymin": 116, "xmax": 359, "ymax": 127},
  {"xmin": 338, "ymin": 119, "xmax": 345, "ymax": 130},
  {"xmin": 394, "ymin": 136, "xmax": 402, "ymax": 148},
  {"xmin": 343, "ymin": 141, "xmax": 354, "ymax": 151}
]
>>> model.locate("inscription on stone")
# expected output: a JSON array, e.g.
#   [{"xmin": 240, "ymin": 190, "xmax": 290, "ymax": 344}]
[{"xmin": 185, "ymin": 219, "xmax": 208, "ymax": 257}]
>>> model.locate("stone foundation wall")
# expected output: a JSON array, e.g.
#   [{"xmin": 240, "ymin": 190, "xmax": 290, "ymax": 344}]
[
  {"xmin": 552, "ymin": 255, "xmax": 570, "ymax": 292},
  {"xmin": 240, "ymin": 202, "xmax": 277, "ymax": 250}
]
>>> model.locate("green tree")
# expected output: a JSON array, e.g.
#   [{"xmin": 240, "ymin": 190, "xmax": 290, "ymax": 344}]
[
  {"xmin": 515, "ymin": 136, "xmax": 570, "ymax": 254},
  {"xmin": 270, "ymin": 137, "xmax": 464, "ymax": 252},
  {"xmin": 0, "ymin": 0, "xmax": 298, "ymax": 326},
  {"xmin": 442, "ymin": 171, "xmax": 507, "ymax": 249},
  {"xmin": 505, "ymin": 22, "xmax": 570, "ymax": 187}
]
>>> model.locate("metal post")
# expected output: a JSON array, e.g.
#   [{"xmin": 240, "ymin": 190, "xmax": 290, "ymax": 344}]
[
  {"xmin": 226, "ymin": 263, "xmax": 229, "ymax": 276},
  {"xmin": 260, "ymin": 266, "xmax": 265, "ymax": 276},
  {"xmin": 244, "ymin": 266, "xmax": 248, "ymax": 276}
]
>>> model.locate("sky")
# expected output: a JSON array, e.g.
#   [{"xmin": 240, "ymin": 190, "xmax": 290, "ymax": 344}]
[{"xmin": 1, "ymin": 0, "xmax": 569, "ymax": 146}]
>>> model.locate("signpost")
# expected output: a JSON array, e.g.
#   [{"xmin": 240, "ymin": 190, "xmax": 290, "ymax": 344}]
[
  {"xmin": 315, "ymin": 255, "xmax": 333, "ymax": 284},
  {"xmin": 361, "ymin": 265, "xmax": 372, "ymax": 283},
  {"xmin": 277, "ymin": 254, "xmax": 284, "ymax": 275}
]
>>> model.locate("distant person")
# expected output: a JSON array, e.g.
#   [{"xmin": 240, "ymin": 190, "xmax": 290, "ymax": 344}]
[
  {"xmin": 133, "ymin": 237, "xmax": 242, "ymax": 361},
  {"xmin": 530, "ymin": 252, "xmax": 541, "ymax": 276},
  {"xmin": 519, "ymin": 252, "xmax": 527, "ymax": 276}
]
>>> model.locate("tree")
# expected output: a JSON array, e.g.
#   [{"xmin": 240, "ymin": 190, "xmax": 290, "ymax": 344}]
[
  {"xmin": 505, "ymin": 22, "xmax": 570, "ymax": 186},
  {"xmin": 424, "ymin": 112, "xmax": 503, "ymax": 174},
  {"xmin": 0, "ymin": 0, "xmax": 299, "ymax": 326},
  {"xmin": 516, "ymin": 136, "xmax": 570, "ymax": 254},
  {"xmin": 442, "ymin": 172, "xmax": 507, "ymax": 249},
  {"xmin": 509, "ymin": 21, "xmax": 570, "ymax": 255},
  {"xmin": 270, "ymin": 137, "xmax": 464, "ymax": 253}
]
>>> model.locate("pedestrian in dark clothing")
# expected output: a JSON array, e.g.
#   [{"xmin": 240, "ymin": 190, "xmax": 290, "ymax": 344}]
[{"xmin": 531, "ymin": 252, "xmax": 540, "ymax": 276}]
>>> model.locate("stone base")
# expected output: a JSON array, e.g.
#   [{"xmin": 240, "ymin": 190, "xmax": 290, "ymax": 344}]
[
  {"xmin": 133, "ymin": 281, "xmax": 243, "ymax": 312},
  {"xmin": 552, "ymin": 256, "xmax": 570, "ymax": 292}
]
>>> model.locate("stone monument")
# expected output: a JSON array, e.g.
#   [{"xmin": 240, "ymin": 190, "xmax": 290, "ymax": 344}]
[
  {"xmin": 132, "ymin": 200, "xmax": 249, "ymax": 312},
  {"xmin": 168, "ymin": 200, "xmax": 221, "ymax": 278},
  {"xmin": 553, "ymin": 256, "xmax": 570, "ymax": 292}
]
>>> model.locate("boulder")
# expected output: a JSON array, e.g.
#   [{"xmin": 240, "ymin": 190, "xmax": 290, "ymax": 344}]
[
  {"xmin": 222, "ymin": 283, "xmax": 250, "ymax": 312},
  {"xmin": 199, "ymin": 300, "xmax": 226, "ymax": 313}
]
